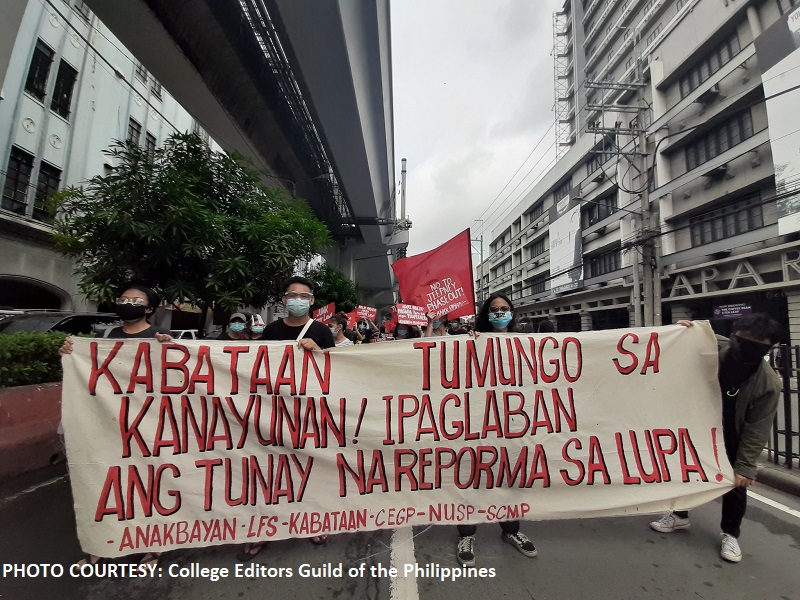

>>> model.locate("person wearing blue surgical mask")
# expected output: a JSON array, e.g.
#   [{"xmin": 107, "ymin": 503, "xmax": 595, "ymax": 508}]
[
  {"xmin": 218, "ymin": 312, "xmax": 250, "ymax": 340},
  {"xmin": 455, "ymin": 291, "xmax": 537, "ymax": 568},
  {"xmin": 249, "ymin": 314, "xmax": 266, "ymax": 340},
  {"xmin": 425, "ymin": 311, "xmax": 448, "ymax": 337},
  {"xmin": 261, "ymin": 276, "xmax": 334, "ymax": 353}
]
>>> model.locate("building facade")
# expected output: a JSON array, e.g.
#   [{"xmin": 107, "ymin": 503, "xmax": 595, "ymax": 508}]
[
  {"xmin": 0, "ymin": 0, "xmax": 222, "ymax": 311},
  {"xmin": 478, "ymin": 0, "xmax": 800, "ymax": 344}
]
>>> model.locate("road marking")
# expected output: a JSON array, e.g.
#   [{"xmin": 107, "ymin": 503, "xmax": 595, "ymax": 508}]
[
  {"xmin": 390, "ymin": 527, "xmax": 419, "ymax": 600},
  {"xmin": 0, "ymin": 475, "xmax": 66, "ymax": 506},
  {"xmin": 749, "ymin": 491, "xmax": 800, "ymax": 519}
]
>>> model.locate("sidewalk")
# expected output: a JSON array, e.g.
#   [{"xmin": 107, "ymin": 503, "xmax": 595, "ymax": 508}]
[{"xmin": 757, "ymin": 459, "xmax": 800, "ymax": 496}]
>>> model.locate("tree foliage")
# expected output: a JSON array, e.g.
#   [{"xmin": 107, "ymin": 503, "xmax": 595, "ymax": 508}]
[
  {"xmin": 51, "ymin": 133, "xmax": 330, "ymax": 312},
  {"xmin": 307, "ymin": 264, "xmax": 361, "ymax": 313}
]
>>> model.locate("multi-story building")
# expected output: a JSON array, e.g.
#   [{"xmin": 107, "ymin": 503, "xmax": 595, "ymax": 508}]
[
  {"xmin": 479, "ymin": 0, "xmax": 800, "ymax": 345},
  {"xmin": 1, "ymin": 0, "xmax": 402, "ymax": 314},
  {"xmin": 0, "ymin": 0, "xmax": 223, "ymax": 311}
]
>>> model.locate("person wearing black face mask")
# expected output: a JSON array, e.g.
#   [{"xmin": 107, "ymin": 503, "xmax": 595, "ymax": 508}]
[
  {"xmin": 58, "ymin": 283, "xmax": 171, "ymax": 569},
  {"xmin": 650, "ymin": 313, "xmax": 782, "ymax": 564}
]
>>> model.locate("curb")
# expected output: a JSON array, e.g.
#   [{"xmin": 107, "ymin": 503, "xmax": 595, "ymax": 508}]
[{"xmin": 757, "ymin": 463, "xmax": 800, "ymax": 497}]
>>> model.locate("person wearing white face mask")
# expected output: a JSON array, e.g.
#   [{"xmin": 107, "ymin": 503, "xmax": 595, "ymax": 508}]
[
  {"xmin": 327, "ymin": 312, "xmax": 354, "ymax": 347},
  {"xmin": 262, "ymin": 276, "xmax": 334, "ymax": 352},
  {"xmin": 249, "ymin": 314, "xmax": 265, "ymax": 340},
  {"xmin": 237, "ymin": 277, "xmax": 334, "ymax": 561}
]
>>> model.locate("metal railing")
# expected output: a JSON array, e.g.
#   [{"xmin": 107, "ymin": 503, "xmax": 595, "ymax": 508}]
[{"xmin": 768, "ymin": 345, "xmax": 800, "ymax": 469}]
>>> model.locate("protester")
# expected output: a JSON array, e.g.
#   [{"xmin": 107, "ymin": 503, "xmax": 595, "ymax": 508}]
[
  {"xmin": 249, "ymin": 314, "xmax": 265, "ymax": 340},
  {"xmin": 58, "ymin": 283, "xmax": 171, "ymax": 568},
  {"xmin": 356, "ymin": 318, "xmax": 379, "ymax": 343},
  {"xmin": 537, "ymin": 317, "xmax": 556, "ymax": 332},
  {"xmin": 328, "ymin": 312, "xmax": 355, "ymax": 347},
  {"xmin": 425, "ymin": 312, "xmax": 448, "ymax": 337},
  {"xmin": 218, "ymin": 312, "xmax": 250, "ymax": 340},
  {"xmin": 649, "ymin": 313, "xmax": 782, "ymax": 563},
  {"xmin": 236, "ymin": 276, "xmax": 334, "ymax": 559},
  {"xmin": 394, "ymin": 323, "xmax": 421, "ymax": 340},
  {"xmin": 456, "ymin": 292, "xmax": 536, "ymax": 567},
  {"xmin": 448, "ymin": 318, "xmax": 468, "ymax": 335}
]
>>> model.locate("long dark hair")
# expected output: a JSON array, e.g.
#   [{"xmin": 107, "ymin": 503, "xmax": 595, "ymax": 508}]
[{"xmin": 475, "ymin": 292, "xmax": 516, "ymax": 333}]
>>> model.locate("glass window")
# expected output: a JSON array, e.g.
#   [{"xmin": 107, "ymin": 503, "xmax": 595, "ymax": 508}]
[
  {"xmin": 2, "ymin": 147, "xmax": 34, "ymax": 215},
  {"xmin": 145, "ymin": 132, "xmax": 156, "ymax": 156},
  {"xmin": 34, "ymin": 162, "xmax": 61, "ymax": 222},
  {"xmin": 50, "ymin": 60, "xmax": 78, "ymax": 120},
  {"xmin": 25, "ymin": 41, "xmax": 54, "ymax": 102},
  {"xmin": 135, "ymin": 61, "xmax": 148, "ymax": 83},
  {"xmin": 127, "ymin": 118, "xmax": 141, "ymax": 145},
  {"xmin": 151, "ymin": 80, "xmax": 162, "ymax": 100}
]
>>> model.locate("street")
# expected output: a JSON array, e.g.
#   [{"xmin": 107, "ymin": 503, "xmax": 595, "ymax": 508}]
[{"xmin": 1, "ymin": 464, "xmax": 799, "ymax": 600}]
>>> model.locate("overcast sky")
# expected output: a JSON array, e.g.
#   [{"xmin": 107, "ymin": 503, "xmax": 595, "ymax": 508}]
[{"xmin": 391, "ymin": 0, "xmax": 565, "ymax": 260}]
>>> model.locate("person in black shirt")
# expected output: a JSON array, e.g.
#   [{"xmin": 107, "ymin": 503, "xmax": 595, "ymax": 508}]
[
  {"xmin": 59, "ymin": 283, "xmax": 170, "ymax": 568},
  {"xmin": 238, "ymin": 276, "xmax": 332, "ymax": 561},
  {"xmin": 261, "ymin": 276, "xmax": 334, "ymax": 350}
]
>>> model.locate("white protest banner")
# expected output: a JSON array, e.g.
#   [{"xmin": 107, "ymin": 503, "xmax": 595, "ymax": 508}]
[
  {"xmin": 62, "ymin": 322, "xmax": 731, "ymax": 558},
  {"xmin": 313, "ymin": 302, "xmax": 335, "ymax": 322},
  {"xmin": 355, "ymin": 306, "xmax": 377, "ymax": 321},
  {"xmin": 396, "ymin": 303, "xmax": 428, "ymax": 326}
]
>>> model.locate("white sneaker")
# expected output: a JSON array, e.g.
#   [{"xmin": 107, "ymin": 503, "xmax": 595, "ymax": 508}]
[
  {"xmin": 720, "ymin": 533, "xmax": 742, "ymax": 563},
  {"xmin": 456, "ymin": 535, "xmax": 475, "ymax": 567},
  {"xmin": 649, "ymin": 512, "xmax": 690, "ymax": 533}
]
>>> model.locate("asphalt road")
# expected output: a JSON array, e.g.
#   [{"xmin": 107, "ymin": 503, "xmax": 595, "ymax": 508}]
[{"xmin": 1, "ymin": 464, "xmax": 799, "ymax": 600}]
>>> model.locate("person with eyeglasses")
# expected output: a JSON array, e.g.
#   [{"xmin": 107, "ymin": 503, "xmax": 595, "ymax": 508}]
[
  {"xmin": 456, "ymin": 292, "xmax": 538, "ymax": 567},
  {"xmin": 58, "ymin": 283, "xmax": 170, "ymax": 569},
  {"xmin": 650, "ymin": 313, "xmax": 782, "ymax": 563},
  {"xmin": 235, "ymin": 276, "xmax": 334, "ymax": 560}
]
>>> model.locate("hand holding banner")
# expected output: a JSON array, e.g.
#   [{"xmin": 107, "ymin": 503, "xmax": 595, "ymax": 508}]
[{"xmin": 61, "ymin": 323, "xmax": 731, "ymax": 558}]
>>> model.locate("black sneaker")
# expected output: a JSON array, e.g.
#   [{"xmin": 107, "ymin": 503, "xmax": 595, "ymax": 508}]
[
  {"xmin": 502, "ymin": 532, "xmax": 537, "ymax": 557},
  {"xmin": 456, "ymin": 535, "xmax": 475, "ymax": 566}
]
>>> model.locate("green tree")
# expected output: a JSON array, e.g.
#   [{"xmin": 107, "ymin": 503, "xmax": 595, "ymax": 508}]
[
  {"xmin": 307, "ymin": 264, "xmax": 360, "ymax": 313},
  {"xmin": 51, "ymin": 133, "xmax": 330, "ymax": 329}
]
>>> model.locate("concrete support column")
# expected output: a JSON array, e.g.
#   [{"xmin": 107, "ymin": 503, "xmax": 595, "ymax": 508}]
[
  {"xmin": 785, "ymin": 289, "xmax": 800, "ymax": 347},
  {"xmin": 747, "ymin": 6, "xmax": 762, "ymax": 39},
  {"xmin": 580, "ymin": 310, "xmax": 592, "ymax": 332}
]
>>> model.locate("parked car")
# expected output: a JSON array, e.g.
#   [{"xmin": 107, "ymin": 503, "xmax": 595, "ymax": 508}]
[{"xmin": 0, "ymin": 312, "xmax": 120, "ymax": 335}]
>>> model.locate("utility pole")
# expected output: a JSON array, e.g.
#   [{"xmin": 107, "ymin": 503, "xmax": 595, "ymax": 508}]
[
  {"xmin": 400, "ymin": 158, "xmax": 407, "ymax": 221},
  {"xmin": 471, "ymin": 220, "xmax": 484, "ymax": 305}
]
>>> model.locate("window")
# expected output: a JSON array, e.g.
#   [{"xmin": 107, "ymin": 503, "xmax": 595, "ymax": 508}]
[
  {"xmin": 2, "ymin": 147, "xmax": 34, "ymax": 215},
  {"xmin": 151, "ymin": 80, "xmax": 162, "ymax": 100},
  {"xmin": 25, "ymin": 41, "xmax": 54, "ymax": 102},
  {"xmin": 192, "ymin": 120, "xmax": 211, "ymax": 146},
  {"xmin": 34, "ymin": 162, "xmax": 61, "ymax": 222},
  {"xmin": 135, "ymin": 61, "xmax": 148, "ymax": 84},
  {"xmin": 127, "ymin": 118, "xmax": 142, "ymax": 145},
  {"xmin": 689, "ymin": 194, "xmax": 764, "ymax": 246},
  {"xmin": 778, "ymin": 0, "xmax": 799, "ymax": 14},
  {"xmin": 646, "ymin": 23, "xmax": 664, "ymax": 46},
  {"xmin": 73, "ymin": 0, "xmax": 91, "ymax": 20},
  {"xmin": 145, "ymin": 132, "xmax": 157, "ymax": 156},
  {"xmin": 553, "ymin": 177, "xmax": 573, "ymax": 203},
  {"xmin": 50, "ymin": 60, "xmax": 78, "ymax": 120},
  {"xmin": 685, "ymin": 109, "xmax": 754, "ymax": 171},
  {"xmin": 678, "ymin": 32, "xmax": 741, "ymax": 98},
  {"xmin": 529, "ymin": 239, "xmax": 545, "ymax": 259},
  {"xmin": 529, "ymin": 201, "xmax": 544, "ymax": 221},
  {"xmin": 529, "ymin": 274, "xmax": 547, "ymax": 295},
  {"xmin": 585, "ymin": 193, "xmax": 618, "ymax": 226},
  {"xmin": 587, "ymin": 247, "xmax": 621, "ymax": 277}
]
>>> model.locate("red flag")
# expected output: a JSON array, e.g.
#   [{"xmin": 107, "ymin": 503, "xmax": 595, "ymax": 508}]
[
  {"xmin": 391, "ymin": 229, "xmax": 475, "ymax": 319},
  {"xmin": 313, "ymin": 302, "xmax": 335, "ymax": 321}
]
